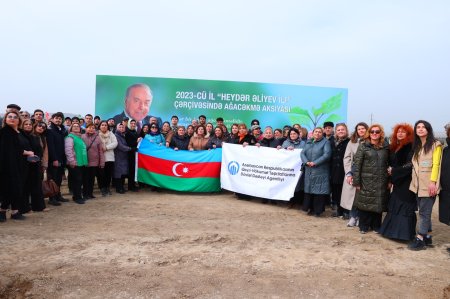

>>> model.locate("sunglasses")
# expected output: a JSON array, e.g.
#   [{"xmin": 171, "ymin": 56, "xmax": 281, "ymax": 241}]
[
  {"xmin": 38, "ymin": 124, "xmax": 47, "ymax": 129},
  {"xmin": 150, "ymin": 126, "xmax": 157, "ymax": 129},
  {"xmin": 370, "ymin": 130, "xmax": 381, "ymax": 134},
  {"xmin": 7, "ymin": 115, "xmax": 19, "ymax": 119}
]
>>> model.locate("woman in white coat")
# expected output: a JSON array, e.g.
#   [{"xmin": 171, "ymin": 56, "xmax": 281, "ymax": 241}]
[{"xmin": 340, "ymin": 122, "xmax": 368, "ymax": 227}]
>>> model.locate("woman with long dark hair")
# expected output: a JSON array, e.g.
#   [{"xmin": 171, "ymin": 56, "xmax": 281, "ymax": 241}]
[
  {"xmin": 21, "ymin": 119, "xmax": 47, "ymax": 212},
  {"xmin": 281, "ymin": 128, "xmax": 305, "ymax": 208},
  {"xmin": 379, "ymin": 123, "xmax": 416, "ymax": 241},
  {"xmin": 352, "ymin": 124, "xmax": 389, "ymax": 234},
  {"xmin": 341, "ymin": 122, "xmax": 368, "ymax": 227},
  {"xmin": 188, "ymin": 125, "xmax": 209, "ymax": 150},
  {"xmin": 0, "ymin": 111, "xmax": 35, "ymax": 221},
  {"xmin": 98, "ymin": 121, "xmax": 117, "ymax": 196},
  {"xmin": 139, "ymin": 124, "xmax": 150, "ymax": 138},
  {"xmin": 408, "ymin": 120, "xmax": 442, "ymax": 250},
  {"xmin": 225, "ymin": 123, "xmax": 239, "ymax": 144},
  {"xmin": 207, "ymin": 126, "xmax": 226, "ymax": 149}
]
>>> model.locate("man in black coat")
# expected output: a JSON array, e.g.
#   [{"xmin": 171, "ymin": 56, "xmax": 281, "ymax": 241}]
[
  {"xmin": 112, "ymin": 83, "xmax": 162, "ymax": 132},
  {"xmin": 46, "ymin": 112, "xmax": 68, "ymax": 206}
]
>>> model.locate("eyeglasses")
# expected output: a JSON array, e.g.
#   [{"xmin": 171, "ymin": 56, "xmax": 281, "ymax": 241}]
[
  {"xmin": 370, "ymin": 130, "xmax": 381, "ymax": 134},
  {"xmin": 7, "ymin": 115, "xmax": 19, "ymax": 120},
  {"xmin": 150, "ymin": 126, "xmax": 157, "ymax": 129}
]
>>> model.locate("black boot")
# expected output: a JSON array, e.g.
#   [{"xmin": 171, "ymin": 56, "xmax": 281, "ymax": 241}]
[{"xmin": 0, "ymin": 211, "xmax": 6, "ymax": 222}]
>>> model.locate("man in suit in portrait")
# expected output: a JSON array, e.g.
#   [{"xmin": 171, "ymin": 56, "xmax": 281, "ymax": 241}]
[{"xmin": 112, "ymin": 83, "xmax": 162, "ymax": 132}]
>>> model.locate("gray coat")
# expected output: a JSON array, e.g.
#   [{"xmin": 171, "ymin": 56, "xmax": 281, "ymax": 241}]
[
  {"xmin": 301, "ymin": 138, "xmax": 331, "ymax": 195},
  {"xmin": 114, "ymin": 132, "xmax": 131, "ymax": 179}
]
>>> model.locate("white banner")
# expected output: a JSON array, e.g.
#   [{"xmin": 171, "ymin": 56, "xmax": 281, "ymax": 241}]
[{"xmin": 220, "ymin": 143, "xmax": 302, "ymax": 201}]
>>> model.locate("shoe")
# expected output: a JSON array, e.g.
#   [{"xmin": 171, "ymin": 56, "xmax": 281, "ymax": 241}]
[
  {"xmin": 107, "ymin": 189, "xmax": 112, "ymax": 195},
  {"xmin": 331, "ymin": 204, "xmax": 337, "ymax": 211},
  {"xmin": 355, "ymin": 218, "xmax": 359, "ymax": 227},
  {"xmin": 90, "ymin": 194, "xmax": 96, "ymax": 198},
  {"xmin": 359, "ymin": 230, "xmax": 367, "ymax": 234},
  {"xmin": 343, "ymin": 213, "xmax": 350, "ymax": 220},
  {"xmin": 48, "ymin": 199, "xmax": 61, "ymax": 206},
  {"xmin": 11, "ymin": 212, "xmax": 26, "ymax": 220},
  {"xmin": 331, "ymin": 212, "xmax": 340, "ymax": 217},
  {"xmin": 74, "ymin": 199, "xmax": 85, "ymax": 204},
  {"xmin": 347, "ymin": 217, "xmax": 356, "ymax": 227},
  {"xmin": 57, "ymin": 196, "xmax": 69, "ymax": 202},
  {"xmin": 408, "ymin": 237, "xmax": 426, "ymax": 251},
  {"xmin": 116, "ymin": 189, "xmax": 125, "ymax": 194},
  {"xmin": 0, "ymin": 211, "xmax": 6, "ymax": 222},
  {"xmin": 424, "ymin": 235, "xmax": 433, "ymax": 246}
]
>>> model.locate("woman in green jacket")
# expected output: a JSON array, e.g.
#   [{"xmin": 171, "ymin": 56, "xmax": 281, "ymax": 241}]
[{"xmin": 352, "ymin": 124, "xmax": 389, "ymax": 234}]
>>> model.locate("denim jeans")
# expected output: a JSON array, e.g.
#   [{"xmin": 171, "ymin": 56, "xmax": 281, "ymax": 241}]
[{"xmin": 417, "ymin": 197, "xmax": 436, "ymax": 235}]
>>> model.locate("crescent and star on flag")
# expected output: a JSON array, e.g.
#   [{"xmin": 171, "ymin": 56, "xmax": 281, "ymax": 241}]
[{"xmin": 172, "ymin": 163, "xmax": 189, "ymax": 177}]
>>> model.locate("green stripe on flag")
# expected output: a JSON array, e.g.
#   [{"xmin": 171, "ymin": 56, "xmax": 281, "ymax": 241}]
[{"xmin": 137, "ymin": 168, "xmax": 221, "ymax": 193}]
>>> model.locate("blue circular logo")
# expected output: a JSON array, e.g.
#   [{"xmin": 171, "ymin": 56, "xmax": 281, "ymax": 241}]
[{"xmin": 227, "ymin": 161, "xmax": 240, "ymax": 175}]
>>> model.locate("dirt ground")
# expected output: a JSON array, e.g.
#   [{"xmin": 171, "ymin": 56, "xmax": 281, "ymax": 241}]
[{"xmin": 1, "ymin": 184, "xmax": 450, "ymax": 299}]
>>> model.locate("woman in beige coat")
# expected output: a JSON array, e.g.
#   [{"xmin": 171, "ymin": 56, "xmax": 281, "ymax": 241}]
[{"xmin": 340, "ymin": 122, "xmax": 368, "ymax": 227}]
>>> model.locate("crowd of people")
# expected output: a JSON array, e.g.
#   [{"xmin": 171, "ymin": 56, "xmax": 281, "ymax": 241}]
[{"xmin": 0, "ymin": 103, "xmax": 449, "ymax": 252}]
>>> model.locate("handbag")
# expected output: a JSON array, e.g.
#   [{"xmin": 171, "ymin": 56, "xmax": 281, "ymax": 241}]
[{"xmin": 42, "ymin": 179, "xmax": 59, "ymax": 198}]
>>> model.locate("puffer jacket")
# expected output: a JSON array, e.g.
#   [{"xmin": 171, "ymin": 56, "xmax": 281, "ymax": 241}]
[
  {"xmin": 352, "ymin": 141, "xmax": 389, "ymax": 213},
  {"xmin": 301, "ymin": 137, "xmax": 331, "ymax": 194}
]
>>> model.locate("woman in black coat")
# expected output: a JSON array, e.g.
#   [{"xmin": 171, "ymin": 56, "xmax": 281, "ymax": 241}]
[
  {"xmin": 169, "ymin": 126, "xmax": 190, "ymax": 150},
  {"xmin": 439, "ymin": 123, "xmax": 450, "ymax": 226},
  {"xmin": 379, "ymin": 123, "xmax": 416, "ymax": 240},
  {"xmin": 21, "ymin": 119, "xmax": 47, "ymax": 212},
  {"xmin": 237, "ymin": 123, "xmax": 257, "ymax": 146},
  {"xmin": 0, "ymin": 111, "xmax": 35, "ymax": 221},
  {"xmin": 330, "ymin": 123, "xmax": 350, "ymax": 218}
]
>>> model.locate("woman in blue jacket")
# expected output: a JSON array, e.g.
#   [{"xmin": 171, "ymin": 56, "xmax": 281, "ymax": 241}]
[{"xmin": 301, "ymin": 127, "xmax": 332, "ymax": 216}]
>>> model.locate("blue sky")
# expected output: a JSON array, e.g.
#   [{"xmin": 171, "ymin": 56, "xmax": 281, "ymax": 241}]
[{"xmin": 1, "ymin": 0, "xmax": 449, "ymax": 133}]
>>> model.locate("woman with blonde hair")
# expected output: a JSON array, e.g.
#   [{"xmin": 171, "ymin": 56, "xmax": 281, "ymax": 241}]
[
  {"xmin": 330, "ymin": 123, "xmax": 350, "ymax": 218},
  {"xmin": 379, "ymin": 123, "xmax": 416, "ymax": 241},
  {"xmin": 352, "ymin": 124, "xmax": 389, "ymax": 233}
]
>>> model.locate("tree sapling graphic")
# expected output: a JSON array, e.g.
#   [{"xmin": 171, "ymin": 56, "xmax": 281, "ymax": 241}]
[{"xmin": 288, "ymin": 93, "xmax": 343, "ymax": 130}]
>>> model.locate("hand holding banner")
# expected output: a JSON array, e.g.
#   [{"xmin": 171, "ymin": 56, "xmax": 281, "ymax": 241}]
[{"xmin": 220, "ymin": 143, "xmax": 302, "ymax": 201}]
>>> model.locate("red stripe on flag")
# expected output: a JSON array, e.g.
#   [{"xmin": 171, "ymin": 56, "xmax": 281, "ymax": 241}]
[{"xmin": 138, "ymin": 154, "xmax": 221, "ymax": 178}]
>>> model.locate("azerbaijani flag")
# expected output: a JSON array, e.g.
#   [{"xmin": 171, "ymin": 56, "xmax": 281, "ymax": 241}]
[{"xmin": 137, "ymin": 139, "xmax": 222, "ymax": 192}]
